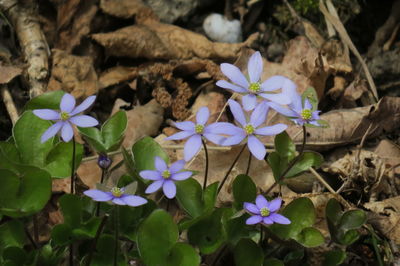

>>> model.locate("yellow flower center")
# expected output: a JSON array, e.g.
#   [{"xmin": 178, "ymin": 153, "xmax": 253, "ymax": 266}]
[
  {"xmin": 162, "ymin": 170, "xmax": 171, "ymax": 179},
  {"xmin": 111, "ymin": 187, "xmax": 123, "ymax": 198},
  {"xmin": 301, "ymin": 109, "xmax": 312, "ymax": 120},
  {"xmin": 248, "ymin": 82, "xmax": 261, "ymax": 93},
  {"xmin": 260, "ymin": 207, "xmax": 270, "ymax": 217},
  {"xmin": 60, "ymin": 111, "xmax": 70, "ymax": 121},
  {"xmin": 245, "ymin": 124, "xmax": 255, "ymax": 135},
  {"xmin": 195, "ymin": 124, "xmax": 204, "ymax": 134}
]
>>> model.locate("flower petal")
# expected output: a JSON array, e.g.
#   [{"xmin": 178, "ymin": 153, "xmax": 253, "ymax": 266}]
[
  {"xmin": 60, "ymin": 93, "xmax": 76, "ymax": 113},
  {"xmin": 171, "ymin": 171, "xmax": 192, "ymax": 181},
  {"xmin": 269, "ymin": 213, "xmax": 291, "ymax": 224},
  {"xmin": 61, "ymin": 122, "xmax": 74, "ymax": 142},
  {"xmin": 220, "ymin": 63, "xmax": 249, "ymax": 88},
  {"xmin": 246, "ymin": 215, "xmax": 263, "ymax": 225},
  {"xmin": 268, "ymin": 198, "xmax": 282, "ymax": 212},
  {"xmin": 155, "ymin": 157, "xmax": 168, "ymax": 172},
  {"xmin": 263, "ymin": 217, "xmax": 274, "ymax": 225},
  {"xmin": 304, "ymin": 98, "xmax": 312, "ymax": 110},
  {"xmin": 222, "ymin": 133, "xmax": 246, "ymax": 146},
  {"xmin": 216, "ymin": 80, "xmax": 247, "ymax": 93},
  {"xmin": 169, "ymin": 160, "xmax": 185, "ymax": 174},
  {"xmin": 255, "ymin": 195, "xmax": 269, "ymax": 209},
  {"xmin": 259, "ymin": 92, "xmax": 291, "ymax": 105},
  {"xmin": 242, "ymin": 94, "xmax": 257, "ymax": 111},
  {"xmin": 250, "ymin": 101, "xmax": 268, "ymax": 128},
  {"xmin": 121, "ymin": 195, "xmax": 148, "ymax": 207},
  {"xmin": 165, "ymin": 130, "xmax": 194, "ymax": 141},
  {"xmin": 244, "ymin": 202, "xmax": 260, "ymax": 214},
  {"xmin": 254, "ymin": 124, "xmax": 287, "ymax": 136},
  {"xmin": 260, "ymin": 75, "xmax": 289, "ymax": 92},
  {"xmin": 248, "ymin": 51, "xmax": 263, "ymax": 83},
  {"xmin": 163, "ymin": 180, "xmax": 176, "ymax": 199},
  {"xmin": 112, "ymin": 198, "xmax": 127, "ymax": 205},
  {"xmin": 84, "ymin": 189, "xmax": 113, "ymax": 202},
  {"xmin": 33, "ymin": 109, "xmax": 60, "ymax": 120},
  {"xmin": 205, "ymin": 122, "xmax": 242, "ymax": 135},
  {"xmin": 203, "ymin": 133, "xmax": 225, "ymax": 145},
  {"xmin": 184, "ymin": 134, "xmax": 202, "ymax": 161},
  {"xmin": 139, "ymin": 170, "xmax": 162, "ymax": 181},
  {"xmin": 69, "ymin": 115, "xmax": 99, "ymax": 127},
  {"xmin": 228, "ymin": 99, "xmax": 247, "ymax": 127},
  {"xmin": 70, "ymin": 95, "xmax": 96, "ymax": 116},
  {"xmin": 196, "ymin": 106, "xmax": 209, "ymax": 125},
  {"xmin": 145, "ymin": 180, "xmax": 164, "ymax": 194},
  {"xmin": 174, "ymin": 121, "xmax": 195, "ymax": 131},
  {"xmin": 247, "ymin": 135, "xmax": 266, "ymax": 160},
  {"xmin": 283, "ymin": 82, "xmax": 301, "ymax": 111},
  {"xmin": 267, "ymin": 102, "xmax": 298, "ymax": 117},
  {"xmin": 41, "ymin": 121, "xmax": 63, "ymax": 143}
]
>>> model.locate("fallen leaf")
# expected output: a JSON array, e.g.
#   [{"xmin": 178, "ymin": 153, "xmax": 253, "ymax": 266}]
[
  {"xmin": 100, "ymin": 0, "xmax": 157, "ymax": 23},
  {"xmin": 47, "ymin": 49, "xmax": 99, "ymax": 98},
  {"xmin": 0, "ymin": 65, "xmax": 22, "ymax": 84},
  {"xmin": 99, "ymin": 66, "xmax": 137, "ymax": 89}
]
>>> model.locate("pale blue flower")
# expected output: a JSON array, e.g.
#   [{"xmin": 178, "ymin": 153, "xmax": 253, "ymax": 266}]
[
  {"xmin": 84, "ymin": 187, "xmax": 147, "ymax": 207},
  {"xmin": 244, "ymin": 195, "xmax": 290, "ymax": 225}
]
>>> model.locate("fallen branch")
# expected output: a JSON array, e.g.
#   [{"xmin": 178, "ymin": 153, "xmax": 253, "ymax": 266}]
[
  {"xmin": 0, "ymin": 85, "xmax": 18, "ymax": 125},
  {"xmin": 0, "ymin": 0, "xmax": 50, "ymax": 98}
]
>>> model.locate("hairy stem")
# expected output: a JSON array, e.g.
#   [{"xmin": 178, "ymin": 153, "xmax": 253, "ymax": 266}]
[
  {"xmin": 202, "ymin": 138, "xmax": 209, "ymax": 192},
  {"xmin": 86, "ymin": 214, "xmax": 109, "ymax": 266},
  {"xmin": 217, "ymin": 145, "xmax": 246, "ymax": 194},
  {"xmin": 246, "ymin": 152, "xmax": 252, "ymax": 176},
  {"xmin": 265, "ymin": 126, "xmax": 307, "ymax": 194},
  {"xmin": 114, "ymin": 206, "xmax": 119, "ymax": 266},
  {"xmin": 70, "ymin": 137, "xmax": 76, "ymax": 194}
]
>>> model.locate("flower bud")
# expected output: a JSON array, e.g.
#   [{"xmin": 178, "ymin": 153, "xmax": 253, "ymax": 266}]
[{"xmin": 98, "ymin": 154, "xmax": 112, "ymax": 169}]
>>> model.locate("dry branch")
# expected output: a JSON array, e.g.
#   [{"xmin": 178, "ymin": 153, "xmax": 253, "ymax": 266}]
[{"xmin": 0, "ymin": 0, "xmax": 49, "ymax": 98}]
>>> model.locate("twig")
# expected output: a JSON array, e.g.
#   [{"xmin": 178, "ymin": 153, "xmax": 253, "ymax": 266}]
[
  {"xmin": 0, "ymin": 85, "xmax": 18, "ymax": 124},
  {"xmin": 308, "ymin": 167, "xmax": 336, "ymax": 194}
]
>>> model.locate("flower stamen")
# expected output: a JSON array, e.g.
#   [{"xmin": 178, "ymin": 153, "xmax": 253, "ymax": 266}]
[
  {"xmin": 60, "ymin": 111, "xmax": 70, "ymax": 121},
  {"xmin": 248, "ymin": 82, "xmax": 261, "ymax": 93},
  {"xmin": 162, "ymin": 170, "xmax": 171, "ymax": 179},
  {"xmin": 244, "ymin": 124, "xmax": 255, "ymax": 135},
  {"xmin": 111, "ymin": 187, "xmax": 124, "ymax": 197},
  {"xmin": 195, "ymin": 124, "xmax": 204, "ymax": 134},
  {"xmin": 260, "ymin": 207, "xmax": 270, "ymax": 217},
  {"xmin": 300, "ymin": 109, "xmax": 312, "ymax": 121}
]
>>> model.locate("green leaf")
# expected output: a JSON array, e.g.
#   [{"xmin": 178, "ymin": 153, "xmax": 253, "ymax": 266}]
[
  {"xmin": 90, "ymin": 234, "xmax": 124, "ymax": 266},
  {"xmin": 0, "ymin": 142, "xmax": 20, "ymax": 163},
  {"xmin": 102, "ymin": 111, "xmax": 127, "ymax": 151},
  {"xmin": 326, "ymin": 198, "xmax": 343, "ymax": 225},
  {"xmin": 132, "ymin": 136, "xmax": 169, "ymax": 173},
  {"xmin": 285, "ymin": 151, "xmax": 323, "ymax": 178},
  {"xmin": 294, "ymin": 227, "xmax": 324, "ymax": 247},
  {"xmin": 51, "ymin": 224, "xmax": 73, "ymax": 246},
  {"xmin": 176, "ymin": 179, "xmax": 203, "ymax": 218},
  {"xmin": 187, "ymin": 208, "xmax": 226, "ymax": 254},
  {"xmin": 223, "ymin": 213, "xmax": 252, "ymax": 245},
  {"xmin": 0, "ymin": 220, "xmax": 25, "ymax": 252},
  {"xmin": 267, "ymin": 152, "xmax": 282, "ymax": 182},
  {"xmin": 323, "ymin": 249, "xmax": 346, "ymax": 266},
  {"xmin": 13, "ymin": 111, "xmax": 53, "ymax": 167},
  {"xmin": 23, "ymin": 90, "xmax": 64, "ymax": 111},
  {"xmin": 232, "ymin": 175, "xmax": 257, "ymax": 210},
  {"xmin": 137, "ymin": 209, "xmax": 178, "ymax": 266},
  {"xmin": 78, "ymin": 127, "xmax": 106, "ymax": 153},
  {"xmin": 264, "ymin": 258, "xmax": 284, "ymax": 266},
  {"xmin": 59, "ymin": 194, "xmax": 82, "ymax": 228},
  {"xmin": 339, "ymin": 210, "xmax": 366, "ymax": 230},
  {"xmin": 234, "ymin": 238, "xmax": 263, "ymax": 266},
  {"xmin": 166, "ymin": 243, "xmax": 200, "ymax": 266},
  {"xmin": 45, "ymin": 141, "xmax": 83, "ymax": 178},
  {"xmin": 340, "ymin": 229, "xmax": 360, "ymax": 245},
  {"xmin": 274, "ymin": 131, "xmax": 296, "ymax": 160},
  {"xmin": 3, "ymin": 246, "xmax": 27, "ymax": 265},
  {"xmin": 270, "ymin": 198, "xmax": 315, "ymax": 241},
  {"xmin": 203, "ymin": 182, "xmax": 219, "ymax": 212},
  {"xmin": 0, "ymin": 167, "xmax": 52, "ymax": 217}
]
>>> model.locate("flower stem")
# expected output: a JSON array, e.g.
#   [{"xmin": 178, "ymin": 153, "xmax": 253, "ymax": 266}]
[
  {"xmin": 70, "ymin": 136, "xmax": 76, "ymax": 194},
  {"xmin": 114, "ymin": 206, "xmax": 119, "ymax": 266},
  {"xmin": 246, "ymin": 152, "xmax": 252, "ymax": 176},
  {"xmin": 86, "ymin": 214, "xmax": 109, "ymax": 266},
  {"xmin": 96, "ymin": 169, "xmax": 107, "ymax": 217},
  {"xmin": 69, "ymin": 244, "xmax": 74, "ymax": 266},
  {"xmin": 217, "ymin": 145, "xmax": 246, "ymax": 194},
  {"xmin": 265, "ymin": 126, "xmax": 307, "ymax": 194},
  {"xmin": 259, "ymin": 225, "xmax": 263, "ymax": 245},
  {"xmin": 201, "ymin": 138, "xmax": 209, "ymax": 192}
]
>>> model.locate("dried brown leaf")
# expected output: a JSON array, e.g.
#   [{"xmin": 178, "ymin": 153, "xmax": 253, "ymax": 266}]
[
  {"xmin": 0, "ymin": 65, "xmax": 22, "ymax": 84},
  {"xmin": 100, "ymin": 0, "xmax": 157, "ymax": 23},
  {"xmin": 99, "ymin": 66, "xmax": 137, "ymax": 89}
]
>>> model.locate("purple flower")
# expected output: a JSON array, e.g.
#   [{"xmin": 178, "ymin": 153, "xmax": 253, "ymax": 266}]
[
  {"xmin": 222, "ymin": 100, "xmax": 287, "ymax": 160},
  {"xmin": 165, "ymin": 106, "xmax": 236, "ymax": 161},
  {"xmin": 33, "ymin": 93, "xmax": 98, "ymax": 143},
  {"xmin": 268, "ymin": 83, "xmax": 321, "ymax": 126},
  {"xmin": 216, "ymin": 51, "xmax": 291, "ymax": 111},
  {"xmin": 84, "ymin": 187, "xmax": 147, "ymax": 207},
  {"xmin": 244, "ymin": 195, "xmax": 290, "ymax": 225},
  {"xmin": 139, "ymin": 157, "xmax": 192, "ymax": 199}
]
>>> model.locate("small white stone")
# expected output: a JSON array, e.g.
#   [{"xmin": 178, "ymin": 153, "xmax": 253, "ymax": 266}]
[{"xmin": 203, "ymin": 13, "xmax": 242, "ymax": 43}]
